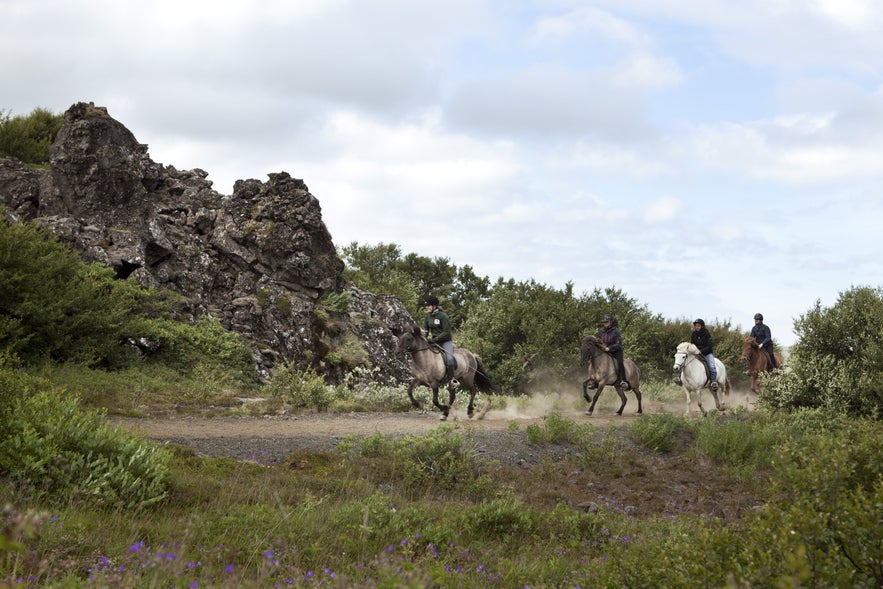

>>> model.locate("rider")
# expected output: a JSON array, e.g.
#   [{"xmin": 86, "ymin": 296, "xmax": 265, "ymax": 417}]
[
  {"xmin": 423, "ymin": 295, "xmax": 457, "ymax": 380},
  {"xmin": 750, "ymin": 313, "xmax": 779, "ymax": 372},
  {"xmin": 691, "ymin": 319, "xmax": 719, "ymax": 392},
  {"xmin": 597, "ymin": 314, "xmax": 630, "ymax": 390}
]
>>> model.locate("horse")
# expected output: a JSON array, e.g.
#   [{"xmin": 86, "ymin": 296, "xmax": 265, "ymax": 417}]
[
  {"xmin": 672, "ymin": 342, "xmax": 730, "ymax": 416},
  {"xmin": 579, "ymin": 335, "xmax": 643, "ymax": 416},
  {"xmin": 740, "ymin": 336, "xmax": 783, "ymax": 395},
  {"xmin": 395, "ymin": 325, "xmax": 494, "ymax": 421}
]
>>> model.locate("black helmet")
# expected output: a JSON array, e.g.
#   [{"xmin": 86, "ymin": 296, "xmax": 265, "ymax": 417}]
[
  {"xmin": 424, "ymin": 295, "xmax": 440, "ymax": 307},
  {"xmin": 754, "ymin": 313, "xmax": 763, "ymax": 321},
  {"xmin": 602, "ymin": 314, "xmax": 614, "ymax": 323},
  {"xmin": 693, "ymin": 318, "xmax": 705, "ymax": 326}
]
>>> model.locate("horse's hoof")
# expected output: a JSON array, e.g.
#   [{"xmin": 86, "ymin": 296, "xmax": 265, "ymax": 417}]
[{"xmin": 585, "ymin": 410, "xmax": 593, "ymax": 416}]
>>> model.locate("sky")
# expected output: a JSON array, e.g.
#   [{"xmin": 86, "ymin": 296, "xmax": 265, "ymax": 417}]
[{"xmin": 4, "ymin": 0, "xmax": 883, "ymax": 347}]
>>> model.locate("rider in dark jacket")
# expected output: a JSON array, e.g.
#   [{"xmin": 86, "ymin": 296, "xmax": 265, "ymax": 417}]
[
  {"xmin": 690, "ymin": 318, "xmax": 719, "ymax": 391},
  {"xmin": 750, "ymin": 313, "xmax": 779, "ymax": 371},
  {"xmin": 423, "ymin": 295, "xmax": 456, "ymax": 380},
  {"xmin": 596, "ymin": 314, "xmax": 630, "ymax": 390}
]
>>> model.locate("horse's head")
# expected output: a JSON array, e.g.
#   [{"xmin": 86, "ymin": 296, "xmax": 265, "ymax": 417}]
[
  {"xmin": 740, "ymin": 336, "xmax": 758, "ymax": 362},
  {"xmin": 579, "ymin": 335, "xmax": 604, "ymax": 367},
  {"xmin": 396, "ymin": 325, "xmax": 424, "ymax": 355},
  {"xmin": 672, "ymin": 342, "xmax": 690, "ymax": 374},
  {"xmin": 672, "ymin": 342, "xmax": 695, "ymax": 379}
]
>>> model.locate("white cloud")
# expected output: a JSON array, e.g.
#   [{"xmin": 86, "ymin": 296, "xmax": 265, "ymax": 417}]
[
  {"xmin": 5, "ymin": 0, "xmax": 883, "ymax": 347},
  {"xmin": 643, "ymin": 197, "xmax": 682, "ymax": 222}
]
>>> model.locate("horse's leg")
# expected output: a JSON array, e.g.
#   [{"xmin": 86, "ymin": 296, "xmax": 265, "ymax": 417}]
[
  {"xmin": 447, "ymin": 383, "xmax": 457, "ymax": 416},
  {"xmin": 632, "ymin": 385, "xmax": 642, "ymax": 414},
  {"xmin": 407, "ymin": 381, "xmax": 423, "ymax": 411},
  {"xmin": 476, "ymin": 394, "xmax": 492, "ymax": 420},
  {"xmin": 586, "ymin": 385, "xmax": 604, "ymax": 416},
  {"xmin": 431, "ymin": 385, "xmax": 449, "ymax": 421},
  {"xmin": 582, "ymin": 379, "xmax": 594, "ymax": 406},
  {"xmin": 709, "ymin": 384, "xmax": 722, "ymax": 412},
  {"xmin": 683, "ymin": 387, "xmax": 692, "ymax": 416},
  {"xmin": 614, "ymin": 384, "xmax": 627, "ymax": 416},
  {"xmin": 466, "ymin": 383, "xmax": 477, "ymax": 419}
]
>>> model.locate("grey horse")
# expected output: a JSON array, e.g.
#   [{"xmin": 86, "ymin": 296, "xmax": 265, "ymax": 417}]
[
  {"xmin": 396, "ymin": 325, "xmax": 494, "ymax": 420},
  {"xmin": 579, "ymin": 335, "xmax": 643, "ymax": 416}
]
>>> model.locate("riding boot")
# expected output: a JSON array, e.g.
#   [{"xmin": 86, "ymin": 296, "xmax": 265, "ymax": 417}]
[
  {"xmin": 445, "ymin": 363, "xmax": 456, "ymax": 382},
  {"xmin": 710, "ymin": 380, "xmax": 719, "ymax": 392}
]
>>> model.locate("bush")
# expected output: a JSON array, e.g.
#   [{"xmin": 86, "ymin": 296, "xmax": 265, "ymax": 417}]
[
  {"xmin": 263, "ymin": 364, "xmax": 332, "ymax": 411},
  {"xmin": 740, "ymin": 418, "xmax": 883, "ymax": 587},
  {"xmin": 0, "ymin": 362, "xmax": 170, "ymax": 509},
  {"xmin": 767, "ymin": 286, "xmax": 883, "ymax": 417},
  {"xmin": 0, "ymin": 107, "xmax": 62, "ymax": 165},
  {"xmin": 628, "ymin": 412, "xmax": 687, "ymax": 453}
]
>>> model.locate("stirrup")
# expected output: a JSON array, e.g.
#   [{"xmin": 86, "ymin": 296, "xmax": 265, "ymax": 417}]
[
  {"xmin": 619, "ymin": 380, "xmax": 630, "ymax": 391},
  {"xmin": 710, "ymin": 381, "xmax": 719, "ymax": 392}
]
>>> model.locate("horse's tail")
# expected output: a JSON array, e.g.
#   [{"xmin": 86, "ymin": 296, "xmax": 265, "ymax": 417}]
[{"xmin": 474, "ymin": 357, "xmax": 494, "ymax": 393}]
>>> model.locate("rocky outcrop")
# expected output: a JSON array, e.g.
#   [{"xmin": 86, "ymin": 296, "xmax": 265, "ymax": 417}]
[{"xmin": 0, "ymin": 102, "xmax": 415, "ymax": 383}]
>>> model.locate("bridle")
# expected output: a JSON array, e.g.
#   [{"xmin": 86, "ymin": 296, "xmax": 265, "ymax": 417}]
[
  {"xmin": 673, "ymin": 348, "xmax": 700, "ymax": 373},
  {"xmin": 399, "ymin": 333, "xmax": 438, "ymax": 354},
  {"xmin": 580, "ymin": 340, "xmax": 605, "ymax": 365}
]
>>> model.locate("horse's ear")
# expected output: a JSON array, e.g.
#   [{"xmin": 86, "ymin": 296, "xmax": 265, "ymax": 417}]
[{"xmin": 411, "ymin": 324, "xmax": 421, "ymax": 336}]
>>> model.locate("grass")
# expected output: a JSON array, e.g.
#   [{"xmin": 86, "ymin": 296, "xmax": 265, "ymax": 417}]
[{"xmin": 4, "ymin": 364, "xmax": 883, "ymax": 587}]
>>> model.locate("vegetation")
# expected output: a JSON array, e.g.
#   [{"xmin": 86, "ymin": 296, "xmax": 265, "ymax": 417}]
[
  {"xmin": 0, "ymin": 107, "xmax": 63, "ymax": 165},
  {"xmin": 2, "ymin": 388, "xmax": 882, "ymax": 587},
  {"xmin": 0, "ymin": 215, "xmax": 257, "ymax": 384},
  {"xmin": 2, "ymin": 174, "xmax": 883, "ymax": 585}
]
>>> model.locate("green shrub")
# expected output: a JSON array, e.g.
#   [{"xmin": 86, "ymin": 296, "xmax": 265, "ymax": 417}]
[
  {"xmin": 263, "ymin": 364, "xmax": 332, "ymax": 411},
  {"xmin": 0, "ymin": 365, "xmax": 170, "ymax": 509},
  {"xmin": 0, "ymin": 107, "xmax": 62, "ymax": 165},
  {"xmin": 349, "ymin": 427, "xmax": 493, "ymax": 499},
  {"xmin": 628, "ymin": 412, "xmax": 687, "ymax": 453},
  {"xmin": 525, "ymin": 412, "xmax": 588, "ymax": 444},
  {"xmin": 691, "ymin": 415, "xmax": 779, "ymax": 469},
  {"xmin": 139, "ymin": 315, "xmax": 256, "ymax": 383},
  {"xmin": 740, "ymin": 418, "xmax": 883, "ymax": 588},
  {"xmin": 462, "ymin": 493, "xmax": 535, "ymax": 543},
  {"xmin": 768, "ymin": 286, "xmax": 883, "ymax": 417}
]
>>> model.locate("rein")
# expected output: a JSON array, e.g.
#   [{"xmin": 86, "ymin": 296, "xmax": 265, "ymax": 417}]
[{"xmin": 677, "ymin": 350, "xmax": 700, "ymax": 369}]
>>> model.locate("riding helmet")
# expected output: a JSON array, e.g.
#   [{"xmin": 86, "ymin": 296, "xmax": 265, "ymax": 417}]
[
  {"xmin": 424, "ymin": 295, "xmax": 440, "ymax": 307},
  {"xmin": 693, "ymin": 318, "xmax": 705, "ymax": 326},
  {"xmin": 754, "ymin": 313, "xmax": 763, "ymax": 321},
  {"xmin": 602, "ymin": 314, "xmax": 614, "ymax": 323}
]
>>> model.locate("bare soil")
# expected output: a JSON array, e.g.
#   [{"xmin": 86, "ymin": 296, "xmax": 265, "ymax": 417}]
[{"xmin": 112, "ymin": 391, "xmax": 764, "ymax": 521}]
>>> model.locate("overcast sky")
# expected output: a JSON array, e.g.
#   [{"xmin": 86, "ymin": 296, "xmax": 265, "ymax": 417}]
[{"xmin": 5, "ymin": 0, "xmax": 883, "ymax": 347}]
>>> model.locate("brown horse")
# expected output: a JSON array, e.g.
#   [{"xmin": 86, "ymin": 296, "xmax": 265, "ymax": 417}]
[
  {"xmin": 396, "ymin": 325, "xmax": 494, "ymax": 420},
  {"xmin": 579, "ymin": 335, "xmax": 643, "ymax": 416},
  {"xmin": 740, "ymin": 336, "xmax": 783, "ymax": 395}
]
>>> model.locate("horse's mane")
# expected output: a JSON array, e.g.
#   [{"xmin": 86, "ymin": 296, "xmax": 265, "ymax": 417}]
[
  {"xmin": 580, "ymin": 334, "xmax": 605, "ymax": 364},
  {"xmin": 676, "ymin": 341, "xmax": 700, "ymax": 354}
]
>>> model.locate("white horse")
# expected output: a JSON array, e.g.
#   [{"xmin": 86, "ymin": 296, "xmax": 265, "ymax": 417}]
[{"xmin": 672, "ymin": 342, "xmax": 730, "ymax": 416}]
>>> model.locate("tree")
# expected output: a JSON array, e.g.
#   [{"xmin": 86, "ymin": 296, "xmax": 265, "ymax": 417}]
[{"xmin": 763, "ymin": 285, "xmax": 883, "ymax": 416}]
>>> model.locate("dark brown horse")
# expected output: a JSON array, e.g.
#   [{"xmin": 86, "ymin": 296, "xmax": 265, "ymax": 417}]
[
  {"xmin": 579, "ymin": 335, "xmax": 643, "ymax": 416},
  {"xmin": 396, "ymin": 325, "xmax": 493, "ymax": 420},
  {"xmin": 740, "ymin": 336, "xmax": 783, "ymax": 395}
]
